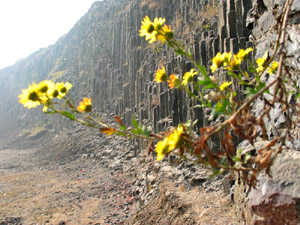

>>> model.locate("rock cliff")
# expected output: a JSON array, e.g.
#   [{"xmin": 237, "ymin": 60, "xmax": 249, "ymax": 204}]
[{"xmin": 0, "ymin": 0, "xmax": 253, "ymax": 135}]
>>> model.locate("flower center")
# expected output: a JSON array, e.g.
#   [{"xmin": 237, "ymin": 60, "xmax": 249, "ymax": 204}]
[
  {"xmin": 60, "ymin": 87, "xmax": 67, "ymax": 93},
  {"xmin": 28, "ymin": 92, "xmax": 39, "ymax": 101},
  {"xmin": 147, "ymin": 24, "xmax": 154, "ymax": 34},
  {"xmin": 52, "ymin": 90, "xmax": 59, "ymax": 98},
  {"xmin": 84, "ymin": 105, "xmax": 92, "ymax": 112},
  {"xmin": 40, "ymin": 85, "xmax": 48, "ymax": 93}
]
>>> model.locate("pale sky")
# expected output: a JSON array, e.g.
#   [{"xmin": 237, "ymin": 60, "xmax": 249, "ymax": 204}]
[{"xmin": 0, "ymin": 0, "xmax": 98, "ymax": 69}]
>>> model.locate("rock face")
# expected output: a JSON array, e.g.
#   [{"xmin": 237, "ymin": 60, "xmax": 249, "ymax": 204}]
[
  {"xmin": 232, "ymin": 1, "xmax": 300, "ymax": 223},
  {"xmin": 234, "ymin": 147, "xmax": 300, "ymax": 224},
  {"xmin": 0, "ymin": 0, "xmax": 253, "ymax": 135}
]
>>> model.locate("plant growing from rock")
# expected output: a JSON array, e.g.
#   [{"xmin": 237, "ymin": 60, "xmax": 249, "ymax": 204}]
[{"xmin": 19, "ymin": 0, "xmax": 297, "ymax": 187}]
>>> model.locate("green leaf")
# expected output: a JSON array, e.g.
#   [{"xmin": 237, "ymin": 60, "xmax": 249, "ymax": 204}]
[
  {"xmin": 198, "ymin": 65, "xmax": 208, "ymax": 78},
  {"xmin": 227, "ymin": 71, "xmax": 236, "ymax": 77},
  {"xmin": 61, "ymin": 111, "xmax": 76, "ymax": 120},
  {"xmin": 142, "ymin": 129, "xmax": 151, "ymax": 137},
  {"xmin": 244, "ymin": 87, "xmax": 257, "ymax": 97},
  {"xmin": 227, "ymin": 71, "xmax": 240, "ymax": 80},
  {"xmin": 203, "ymin": 83, "xmax": 216, "ymax": 90},
  {"xmin": 175, "ymin": 49, "xmax": 186, "ymax": 56},
  {"xmin": 215, "ymin": 100, "xmax": 228, "ymax": 113},
  {"xmin": 115, "ymin": 131, "xmax": 128, "ymax": 136},
  {"xmin": 194, "ymin": 84, "xmax": 200, "ymax": 92},
  {"xmin": 198, "ymin": 100, "xmax": 212, "ymax": 108},
  {"xmin": 249, "ymin": 66, "xmax": 256, "ymax": 73},
  {"xmin": 256, "ymin": 75, "xmax": 260, "ymax": 83},
  {"xmin": 131, "ymin": 117, "xmax": 138, "ymax": 129},
  {"xmin": 198, "ymin": 80, "xmax": 212, "ymax": 86},
  {"xmin": 238, "ymin": 73, "xmax": 242, "ymax": 80},
  {"xmin": 215, "ymin": 101, "xmax": 224, "ymax": 112},
  {"xmin": 44, "ymin": 111, "xmax": 56, "ymax": 114},
  {"xmin": 232, "ymin": 156, "xmax": 241, "ymax": 162},
  {"xmin": 188, "ymin": 92, "xmax": 196, "ymax": 98},
  {"xmin": 187, "ymin": 48, "xmax": 192, "ymax": 57},
  {"xmin": 131, "ymin": 128, "xmax": 142, "ymax": 135},
  {"xmin": 196, "ymin": 61, "xmax": 202, "ymax": 69},
  {"xmin": 119, "ymin": 124, "xmax": 126, "ymax": 131}
]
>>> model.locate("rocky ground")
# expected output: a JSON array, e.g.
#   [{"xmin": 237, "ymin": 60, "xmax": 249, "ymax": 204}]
[{"xmin": 0, "ymin": 124, "xmax": 239, "ymax": 224}]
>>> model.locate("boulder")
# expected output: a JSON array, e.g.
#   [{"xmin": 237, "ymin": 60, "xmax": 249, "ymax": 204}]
[{"xmin": 234, "ymin": 149, "xmax": 300, "ymax": 224}]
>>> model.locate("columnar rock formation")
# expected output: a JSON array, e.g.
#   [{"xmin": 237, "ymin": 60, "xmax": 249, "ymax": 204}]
[{"xmin": 0, "ymin": 0, "xmax": 253, "ymax": 134}]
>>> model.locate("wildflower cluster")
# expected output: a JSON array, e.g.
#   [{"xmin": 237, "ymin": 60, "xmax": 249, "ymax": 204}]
[
  {"xmin": 137, "ymin": 16, "xmax": 296, "ymax": 186},
  {"xmin": 19, "ymin": 80, "xmax": 72, "ymax": 111},
  {"xmin": 19, "ymin": 6, "xmax": 298, "ymax": 187},
  {"xmin": 210, "ymin": 48, "xmax": 253, "ymax": 73},
  {"xmin": 210, "ymin": 47, "xmax": 279, "ymax": 76},
  {"xmin": 19, "ymin": 80, "xmax": 94, "ymax": 124},
  {"xmin": 154, "ymin": 66, "xmax": 198, "ymax": 89}
]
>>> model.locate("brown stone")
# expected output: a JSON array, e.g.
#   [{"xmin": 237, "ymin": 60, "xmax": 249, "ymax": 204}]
[{"xmin": 247, "ymin": 190, "xmax": 298, "ymax": 225}]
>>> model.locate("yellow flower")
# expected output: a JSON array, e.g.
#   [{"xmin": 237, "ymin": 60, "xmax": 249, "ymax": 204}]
[
  {"xmin": 139, "ymin": 16, "xmax": 154, "ymax": 37},
  {"xmin": 153, "ymin": 17, "xmax": 165, "ymax": 30},
  {"xmin": 219, "ymin": 81, "xmax": 232, "ymax": 91},
  {"xmin": 267, "ymin": 61, "xmax": 279, "ymax": 74},
  {"xmin": 77, "ymin": 97, "xmax": 92, "ymax": 112},
  {"xmin": 210, "ymin": 52, "xmax": 232, "ymax": 73},
  {"xmin": 19, "ymin": 83, "xmax": 42, "ymax": 109},
  {"xmin": 221, "ymin": 52, "xmax": 232, "ymax": 66},
  {"xmin": 210, "ymin": 53, "xmax": 223, "ymax": 73},
  {"xmin": 43, "ymin": 105, "xmax": 48, "ymax": 112},
  {"xmin": 37, "ymin": 80, "xmax": 54, "ymax": 94},
  {"xmin": 139, "ymin": 16, "xmax": 169, "ymax": 44},
  {"xmin": 235, "ymin": 47, "xmax": 253, "ymax": 61},
  {"xmin": 154, "ymin": 66, "xmax": 167, "ymax": 83},
  {"xmin": 139, "ymin": 16, "xmax": 157, "ymax": 43},
  {"xmin": 182, "ymin": 69, "xmax": 198, "ymax": 86},
  {"xmin": 155, "ymin": 125, "xmax": 184, "ymax": 161},
  {"xmin": 156, "ymin": 138, "xmax": 169, "ymax": 161},
  {"xmin": 167, "ymin": 126, "xmax": 183, "ymax": 150},
  {"xmin": 256, "ymin": 51, "xmax": 269, "ymax": 73},
  {"xmin": 226, "ymin": 56, "xmax": 241, "ymax": 71},
  {"xmin": 56, "ymin": 82, "xmax": 72, "ymax": 99},
  {"xmin": 37, "ymin": 80, "xmax": 55, "ymax": 101},
  {"xmin": 167, "ymin": 74, "xmax": 180, "ymax": 89},
  {"xmin": 157, "ymin": 24, "xmax": 173, "ymax": 43}
]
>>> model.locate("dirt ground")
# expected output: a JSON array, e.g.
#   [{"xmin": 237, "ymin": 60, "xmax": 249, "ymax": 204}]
[
  {"xmin": 0, "ymin": 148, "xmax": 136, "ymax": 224},
  {"xmin": 0, "ymin": 129, "xmax": 239, "ymax": 225}
]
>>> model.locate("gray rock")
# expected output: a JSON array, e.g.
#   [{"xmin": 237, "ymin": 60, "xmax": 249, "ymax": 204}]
[{"xmin": 235, "ymin": 149, "xmax": 300, "ymax": 224}]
